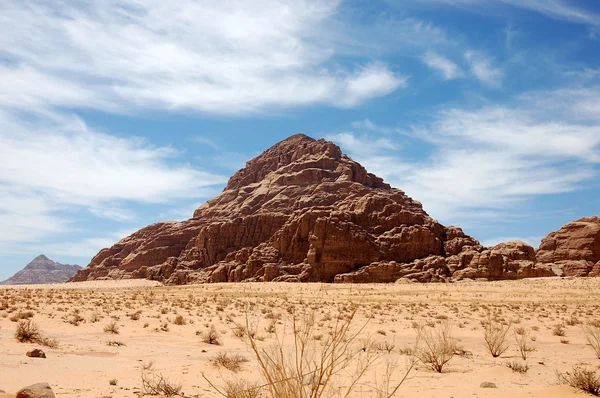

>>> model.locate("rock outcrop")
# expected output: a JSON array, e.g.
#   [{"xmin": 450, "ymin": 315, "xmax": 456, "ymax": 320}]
[
  {"xmin": 16, "ymin": 383, "xmax": 55, "ymax": 398},
  {"xmin": 1, "ymin": 255, "xmax": 81, "ymax": 285},
  {"xmin": 536, "ymin": 217, "xmax": 600, "ymax": 277},
  {"xmin": 71, "ymin": 134, "xmax": 556, "ymax": 284}
]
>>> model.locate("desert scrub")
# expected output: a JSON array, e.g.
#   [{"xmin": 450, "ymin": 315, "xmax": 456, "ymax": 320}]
[
  {"xmin": 210, "ymin": 352, "xmax": 249, "ymax": 372},
  {"xmin": 483, "ymin": 317, "xmax": 511, "ymax": 357},
  {"xmin": 141, "ymin": 372, "xmax": 182, "ymax": 397},
  {"xmin": 104, "ymin": 321, "xmax": 120, "ymax": 334},
  {"xmin": 415, "ymin": 322, "xmax": 456, "ymax": 373},
  {"xmin": 201, "ymin": 325, "xmax": 221, "ymax": 345},
  {"xmin": 14, "ymin": 319, "xmax": 57, "ymax": 347},
  {"xmin": 557, "ymin": 366, "xmax": 600, "ymax": 396}
]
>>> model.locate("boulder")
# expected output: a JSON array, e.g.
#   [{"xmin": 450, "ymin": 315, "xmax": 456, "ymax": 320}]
[
  {"xmin": 16, "ymin": 383, "xmax": 55, "ymax": 398},
  {"xmin": 26, "ymin": 349, "xmax": 46, "ymax": 358}
]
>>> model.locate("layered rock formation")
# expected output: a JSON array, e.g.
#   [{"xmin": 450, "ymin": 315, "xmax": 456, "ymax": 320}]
[
  {"xmin": 536, "ymin": 217, "xmax": 600, "ymax": 277},
  {"xmin": 71, "ymin": 134, "xmax": 557, "ymax": 284},
  {"xmin": 1, "ymin": 255, "xmax": 81, "ymax": 285}
]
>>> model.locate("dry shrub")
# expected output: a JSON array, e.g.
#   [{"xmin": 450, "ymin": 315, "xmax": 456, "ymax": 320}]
[
  {"xmin": 483, "ymin": 317, "xmax": 511, "ymax": 358},
  {"xmin": 506, "ymin": 360, "xmax": 529, "ymax": 374},
  {"xmin": 104, "ymin": 321, "xmax": 120, "ymax": 334},
  {"xmin": 210, "ymin": 352, "xmax": 249, "ymax": 372},
  {"xmin": 583, "ymin": 324, "xmax": 600, "ymax": 359},
  {"xmin": 557, "ymin": 366, "xmax": 600, "ymax": 396},
  {"xmin": 415, "ymin": 322, "xmax": 456, "ymax": 373},
  {"xmin": 15, "ymin": 319, "xmax": 41, "ymax": 342},
  {"xmin": 174, "ymin": 314, "xmax": 186, "ymax": 325},
  {"xmin": 202, "ymin": 325, "xmax": 221, "ymax": 345},
  {"xmin": 222, "ymin": 379, "xmax": 262, "ymax": 398},
  {"xmin": 514, "ymin": 329, "xmax": 535, "ymax": 360},
  {"xmin": 141, "ymin": 372, "xmax": 182, "ymax": 397},
  {"xmin": 206, "ymin": 303, "xmax": 410, "ymax": 398},
  {"xmin": 14, "ymin": 319, "xmax": 57, "ymax": 347}
]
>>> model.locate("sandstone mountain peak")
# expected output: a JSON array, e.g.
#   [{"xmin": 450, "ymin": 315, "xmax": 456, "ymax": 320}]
[
  {"xmin": 1, "ymin": 255, "xmax": 81, "ymax": 285},
  {"xmin": 72, "ymin": 135, "xmax": 560, "ymax": 284}
]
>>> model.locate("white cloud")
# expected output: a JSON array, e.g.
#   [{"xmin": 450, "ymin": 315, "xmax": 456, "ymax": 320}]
[
  {"xmin": 415, "ymin": 0, "xmax": 600, "ymax": 27},
  {"xmin": 327, "ymin": 132, "xmax": 399, "ymax": 156},
  {"xmin": 0, "ymin": 0, "xmax": 405, "ymax": 115},
  {"xmin": 0, "ymin": 109, "xmax": 225, "ymax": 252},
  {"xmin": 352, "ymin": 119, "xmax": 395, "ymax": 134},
  {"xmin": 465, "ymin": 51, "xmax": 503, "ymax": 87},
  {"xmin": 422, "ymin": 51, "xmax": 462, "ymax": 79},
  {"xmin": 332, "ymin": 87, "xmax": 600, "ymax": 226}
]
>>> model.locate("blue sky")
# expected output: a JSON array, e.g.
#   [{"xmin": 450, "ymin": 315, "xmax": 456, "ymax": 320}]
[{"xmin": 1, "ymin": 0, "xmax": 600, "ymax": 279}]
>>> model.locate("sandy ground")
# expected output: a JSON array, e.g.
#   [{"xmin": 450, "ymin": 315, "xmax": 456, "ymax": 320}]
[{"xmin": 1, "ymin": 277, "xmax": 599, "ymax": 397}]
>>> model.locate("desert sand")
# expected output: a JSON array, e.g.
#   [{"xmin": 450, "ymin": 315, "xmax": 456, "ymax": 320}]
[{"xmin": 1, "ymin": 278, "xmax": 600, "ymax": 397}]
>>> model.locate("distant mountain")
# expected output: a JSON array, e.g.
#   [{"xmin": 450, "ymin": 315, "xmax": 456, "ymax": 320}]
[{"xmin": 0, "ymin": 255, "xmax": 81, "ymax": 285}]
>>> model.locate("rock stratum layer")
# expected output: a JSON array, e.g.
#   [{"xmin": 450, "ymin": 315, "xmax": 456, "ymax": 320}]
[
  {"xmin": 71, "ymin": 134, "xmax": 590, "ymax": 284},
  {"xmin": 1, "ymin": 255, "xmax": 81, "ymax": 285}
]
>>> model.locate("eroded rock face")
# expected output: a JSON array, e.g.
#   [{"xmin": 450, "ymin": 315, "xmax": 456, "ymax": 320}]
[
  {"xmin": 536, "ymin": 217, "xmax": 600, "ymax": 277},
  {"xmin": 71, "ymin": 134, "xmax": 558, "ymax": 284}
]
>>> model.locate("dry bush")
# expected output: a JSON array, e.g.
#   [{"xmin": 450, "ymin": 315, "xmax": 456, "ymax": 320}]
[
  {"xmin": 506, "ymin": 360, "xmax": 529, "ymax": 374},
  {"xmin": 483, "ymin": 317, "xmax": 511, "ymax": 358},
  {"xmin": 141, "ymin": 372, "xmax": 182, "ymax": 397},
  {"xmin": 557, "ymin": 366, "xmax": 600, "ymax": 396},
  {"xmin": 174, "ymin": 314, "xmax": 186, "ymax": 325},
  {"xmin": 210, "ymin": 352, "xmax": 249, "ymax": 372},
  {"xmin": 9, "ymin": 310, "xmax": 35, "ymax": 322},
  {"xmin": 206, "ymin": 303, "xmax": 410, "ymax": 398},
  {"xmin": 14, "ymin": 319, "xmax": 57, "ymax": 347},
  {"xmin": 415, "ymin": 322, "xmax": 456, "ymax": 373},
  {"xmin": 104, "ymin": 321, "xmax": 120, "ymax": 334},
  {"xmin": 583, "ymin": 324, "xmax": 600, "ymax": 359},
  {"xmin": 514, "ymin": 329, "xmax": 535, "ymax": 360},
  {"xmin": 552, "ymin": 324, "xmax": 566, "ymax": 337},
  {"xmin": 15, "ymin": 319, "xmax": 41, "ymax": 342},
  {"xmin": 222, "ymin": 379, "xmax": 262, "ymax": 398},
  {"xmin": 202, "ymin": 325, "xmax": 221, "ymax": 345}
]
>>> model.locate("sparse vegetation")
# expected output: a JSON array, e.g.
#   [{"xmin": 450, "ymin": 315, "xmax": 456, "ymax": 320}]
[
  {"xmin": 141, "ymin": 372, "xmax": 182, "ymax": 397},
  {"xmin": 210, "ymin": 352, "xmax": 249, "ymax": 372},
  {"xmin": 415, "ymin": 322, "xmax": 456, "ymax": 373},
  {"xmin": 483, "ymin": 317, "xmax": 511, "ymax": 358},
  {"xmin": 583, "ymin": 323, "xmax": 600, "ymax": 359},
  {"xmin": 557, "ymin": 366, "xmax": 600, "ymax": 396},
  {"xmin": 104, "ymin": 321, "xmax": 120, "ymax": 334}
]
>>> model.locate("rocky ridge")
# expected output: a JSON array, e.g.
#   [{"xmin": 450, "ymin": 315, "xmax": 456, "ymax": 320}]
[
  {"xmin": 1, "ymin": 255, "xmax": 81, "ymax": 285},
  {"xmin": 70, "ymin": 134, "xmax": 562, "ymax": 284}
]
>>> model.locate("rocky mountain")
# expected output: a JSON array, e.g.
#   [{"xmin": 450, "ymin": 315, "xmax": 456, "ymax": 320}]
[
  {"xmin": 71, "ymin": 134, "xmax": 558, "ymax": 284},
  {"xmin": 1, "ymin": 255, "xmax": 81, "ymax": 285},
  {"xmin": 536, "ymin": 217, "xmax": 600, "ymax": 277}
]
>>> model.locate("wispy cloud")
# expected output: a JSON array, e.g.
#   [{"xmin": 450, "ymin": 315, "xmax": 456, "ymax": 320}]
[
  {"xmin": 415, "ymin": 0, "xmax": 600, "ymax": 27},
  {"xmin": 422, "ymin": 51, "xmax": 462, "ymax": 80},
  {"xmin": 0, "ymin": 109, "xmax": 225, "ymax": 253},
  {"xmin": 0, "ymin": 0, "xmax": 406, "ymax": 115},
  {"xmin": 331, "ymin": 86, "xmax": 600, "ymax": 226},
  {"xmin": 352, "ymin": 119, "xmax": 396, "ymax": 134},
  {"xmin": 465, "ymin": 51, "xmax": 503, "ymax": 87}
]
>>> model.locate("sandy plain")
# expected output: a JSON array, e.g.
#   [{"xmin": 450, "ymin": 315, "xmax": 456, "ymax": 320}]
[{"xmin": 1, "ymin": 277, "xmax": 600, "ymax": 398}]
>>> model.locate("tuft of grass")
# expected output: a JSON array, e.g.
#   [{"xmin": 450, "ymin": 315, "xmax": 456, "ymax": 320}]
[
  {"xmin": 506, "ymin": 361, "xmax": 529, "ymax": 374},
  {"xmin": 553, "ymin": 324, "xmax": 566, "ymax": 337},
  {"xmin": 210, "ymin": 352, "xmax": 249, "ymax": 372},
  {"xmin": 141, "ymin": 372, "xmax": 182, "ymax": 397}
]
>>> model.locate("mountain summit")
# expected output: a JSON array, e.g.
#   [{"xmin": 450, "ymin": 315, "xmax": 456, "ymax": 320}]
[
  {"xmin": 1, "ymin": 255, "xmax": 81, "ymax": 285},
  {"xmin": 71, "ymin": 135, "xmax": 554, "ymax": 284}
]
